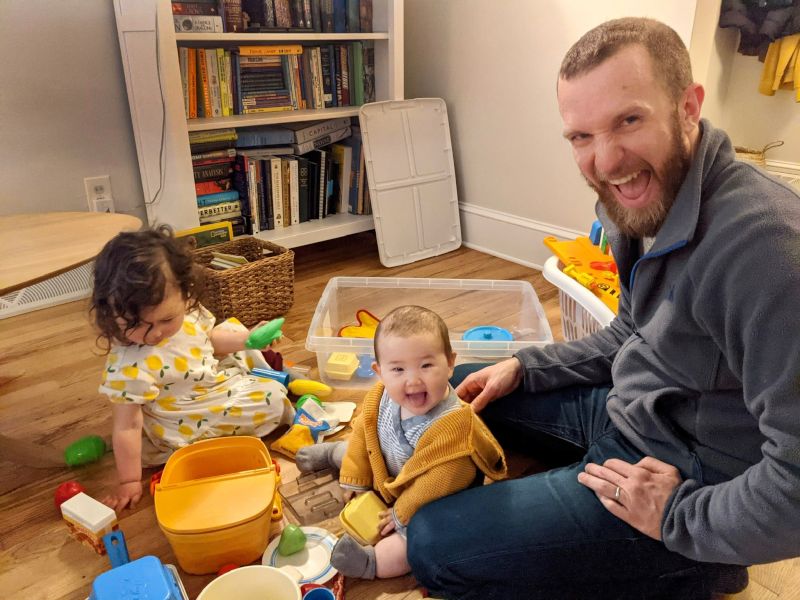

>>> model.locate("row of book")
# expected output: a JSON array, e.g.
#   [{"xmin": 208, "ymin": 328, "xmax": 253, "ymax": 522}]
[
  {"xmin": 172, "ymin": 0, "xmax": 373, "ymax": 34},
  {"xmin": 178, "ymin": 43, "xmax": 375, "ymax": 118},
  {"xmin": 189, "ymin": 118, "xmax": 371, "ymax": 235}
]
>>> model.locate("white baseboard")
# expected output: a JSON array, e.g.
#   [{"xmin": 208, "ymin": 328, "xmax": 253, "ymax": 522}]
[{"xmin": 459, "ymin": 202, "xmax": 586, "ymax": 269}]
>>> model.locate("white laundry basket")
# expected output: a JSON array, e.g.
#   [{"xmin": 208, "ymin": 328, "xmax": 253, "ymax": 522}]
[{"xmin": 542, "ymin": 256, "xmax": 615, "ymax": 341}]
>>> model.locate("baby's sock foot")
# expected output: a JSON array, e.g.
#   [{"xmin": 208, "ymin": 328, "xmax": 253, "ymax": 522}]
[
  {"xmin": 330, "ymin": 533, "xmax": 376, "ymax": 580},
  {"xmin": 295, "ymin": 441, "xmax": 346, "ymax": 473}
]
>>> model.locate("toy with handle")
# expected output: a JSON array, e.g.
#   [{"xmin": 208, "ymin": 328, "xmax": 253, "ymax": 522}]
[{"xmin": 245, "ymin": 317, "xmax": 285, "ymax": 349}]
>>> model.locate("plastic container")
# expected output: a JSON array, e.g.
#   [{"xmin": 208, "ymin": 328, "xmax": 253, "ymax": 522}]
[
  {"xmin": 339, "ymin": 490, "xmax": 388, "ymax": 546},
  {"xmin": 196, "ymin": 565, "xmax": 301, "ymax": 600},
  {"xmin": 542, "ymin": 256, "xmax": 614, "ymax": 341},
  {"xmin": 90, "ymin": 556, "xmax": 188, "ymax": 600},
  {"xmin": 154, "ymin": 437, "xmax": 278, "ymax": 574},
  {"xmin": 305, "ymin": 276, "xmax": 554, "ymax": 388},
  {"xmin": 359, "ymin": 99, "xmax": 462, "ymax": 267}
]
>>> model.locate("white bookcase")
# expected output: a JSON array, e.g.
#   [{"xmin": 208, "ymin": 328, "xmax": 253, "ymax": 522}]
[{"xmin": 114, "ymin": 0, "xmax": 404, "ymax": 247}]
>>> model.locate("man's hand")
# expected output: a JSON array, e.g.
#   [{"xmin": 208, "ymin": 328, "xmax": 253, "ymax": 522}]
[
  {"xmin": 101, "ymin": 480, "xmax": 143, "ymax": 512},
  {"xmin": 577, "ymin": 456, "xmax": 682, "ymax": 540},
  {"xmin": 454, "ymin": 357, "xmax": 523, "ymax": 413}
]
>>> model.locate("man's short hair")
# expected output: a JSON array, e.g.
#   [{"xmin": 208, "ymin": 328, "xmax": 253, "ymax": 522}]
[
  {"xmin": 374, "ymin": 305, "xmax": 452, "ymax": 364},
  {"xmin": 559, "ymin": 17, "xmax": 693, "ymax": 102}
]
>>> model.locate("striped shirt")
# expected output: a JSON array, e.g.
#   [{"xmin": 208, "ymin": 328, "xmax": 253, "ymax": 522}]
[{"xmin": 377, "ymin": 386, "xmax": 461, "ymax": 478}]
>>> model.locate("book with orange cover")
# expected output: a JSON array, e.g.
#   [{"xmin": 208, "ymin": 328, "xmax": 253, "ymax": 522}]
[
  {"xmin": 187, "ymin": 48, "xmax": 198, "ymax": 118},
  {"xmin": 238, "ymin": 45, "xmax": 303, "ymax": 56}
]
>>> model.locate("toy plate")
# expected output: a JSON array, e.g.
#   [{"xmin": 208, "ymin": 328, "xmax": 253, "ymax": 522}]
[
  {"xmin": 462, "ymin": 326, "xmax": 513, "ymax": 342},
  {"xmin": 262, "ymin": 526, "xmax": 338, "ymax": 585}
]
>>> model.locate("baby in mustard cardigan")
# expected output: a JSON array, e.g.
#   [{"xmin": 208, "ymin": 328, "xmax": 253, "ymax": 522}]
[{"xmin": 296, "ymin": 305, "xmax": 507, "ymax": 580}]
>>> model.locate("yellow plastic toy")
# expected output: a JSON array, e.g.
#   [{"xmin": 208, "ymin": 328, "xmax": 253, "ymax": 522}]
[
  {"xmin": 287, "ymin": 379, "xmax": 333, "ymax": 398},
  {"xmin": 337, "ymin": 309, "xmax": 381, "ymax": 339},
  {"xmin": 339, "ymin": 490, "xmax": 389, "ymax": 546},
  {"xmin": 543, "ymin": 235, "xmax": 620, "ymax": 313},
  {"xmin": 154, "ymin": 437, "xmax": 279, "ymax": 575},
  {"xmin": 324, "ymin": 352, "xmax": 360, "ymax": 381},
  {"xmin": 269, "ymin": 424, "xmax": 315, "ymax": 459}
]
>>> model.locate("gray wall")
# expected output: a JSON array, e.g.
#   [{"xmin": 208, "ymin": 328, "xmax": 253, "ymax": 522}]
[{"xmin": 0, "ymin": 0, "xmax": 146, "ymax": 220}]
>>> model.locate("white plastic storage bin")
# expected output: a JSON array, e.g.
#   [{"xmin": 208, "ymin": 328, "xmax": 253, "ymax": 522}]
[
  {"xmin": 305, "ymin": 277, "xmax": 553, "ymax": 389},
  {"xmin": 359, "ymin": 99, "xmax": 462, "ymax": 267},
  {"xmin": 542, "ymin": 256, "xmax": 615, "ymax": 342}
]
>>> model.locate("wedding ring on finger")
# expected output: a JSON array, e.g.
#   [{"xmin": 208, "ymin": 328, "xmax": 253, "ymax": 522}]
[{"xmin": 614, "ymin": 485, "xmax": 621, "ymax": 501}]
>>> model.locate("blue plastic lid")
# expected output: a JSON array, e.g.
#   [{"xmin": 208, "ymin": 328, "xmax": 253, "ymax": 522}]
[
  {"xmin": 90, "ymin": 556, "xmax": 186, "ymax": 600},
  {"xmin": 462, "ymin": 326, "xmax": 513, "ymax": 342}
]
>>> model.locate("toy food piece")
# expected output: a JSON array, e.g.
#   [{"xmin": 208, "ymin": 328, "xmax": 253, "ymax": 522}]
[
  {"xmin": 324, "ymin": 353, "xmax": 359, "ymax": 381},
  {"xmin": 64, "ymin": 435, "xmax": 106, "ymax": 467},
  {"xmin": 296, "ymin": 394, "xmax": 323, "ymax": 410},
  {"xmin": 288, "ymin": 379, "xmax": 332, "ymax": 398},
  {"xmin": 277, "ymin": 524, "xmax": 307, "ymax": 556},
  {"xmin": 61, "ymin": 492, "xmax": 119, "ymax": 555},
  {"xmin": 54, "ymin": 480, "xmax": 86, "ymax": 509},
  {"xmin": 245, "ymin": 317, "xmax": 285, "ymax": 349},
  {"xmin": 337, "ymin": 309, "xmax": 381, "ymax": 339},
  {"xmin": 270, "ymin": 424, "xmax": 316, "ymax": 459}
]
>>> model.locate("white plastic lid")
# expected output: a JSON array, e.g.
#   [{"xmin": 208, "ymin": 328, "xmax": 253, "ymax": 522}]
[
  {"xmin": 359, "ymin": 99, "xmax": 462, "ymax": 267},
  {"xmin": 61, "ymin": 492, "xmax": 117, "ymax": 532}
]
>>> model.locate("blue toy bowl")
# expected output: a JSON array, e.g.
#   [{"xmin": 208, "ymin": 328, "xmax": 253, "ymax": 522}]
[{"xmin": 462, "ymin": 326, "xmax": 513, "ymax": 342}]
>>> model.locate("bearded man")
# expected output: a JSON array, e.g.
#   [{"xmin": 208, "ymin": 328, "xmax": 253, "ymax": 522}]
[{"xmin": 406, "ymin": 17, "xmax": 800, "ymax": 600}]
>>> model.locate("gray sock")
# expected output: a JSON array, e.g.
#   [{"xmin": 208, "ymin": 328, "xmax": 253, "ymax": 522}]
[
  {"xmin": 330, "ymin": 533, "xmax": 376, "ymax": 580},
  {"xmin": 295, "ymin": 441, "xmax": 347, "ymax": 473}
]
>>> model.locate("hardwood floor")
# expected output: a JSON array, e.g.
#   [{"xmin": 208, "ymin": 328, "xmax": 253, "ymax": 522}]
[{"xmin": 0, "ymin": 232, "xmax": 794, "ymax": 599}]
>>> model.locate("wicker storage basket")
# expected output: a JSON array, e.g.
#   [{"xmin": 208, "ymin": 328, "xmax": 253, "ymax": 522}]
[
  {"xmin": 193, "ymin": 237, "xmax": 294, "ymax": 327},
  {"xmin": 734, "ymin": 140, "xmax": 783, "ymax": 167}
]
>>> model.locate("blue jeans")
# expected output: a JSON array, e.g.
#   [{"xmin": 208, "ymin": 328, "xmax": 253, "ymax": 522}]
[{"xmin": 406, "ymin": 365, "xmax": 721, "ymax": 599}]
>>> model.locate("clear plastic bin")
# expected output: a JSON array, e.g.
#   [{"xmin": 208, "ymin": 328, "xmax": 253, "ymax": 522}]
[{"xmin": 305, "ymin": 277, "xmax": 554, "ymax": 388}]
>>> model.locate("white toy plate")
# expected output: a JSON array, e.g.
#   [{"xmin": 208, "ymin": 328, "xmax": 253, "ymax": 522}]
[{"xmin": 263, "ymin": 526, "xmax": 338, "ymax": 585}]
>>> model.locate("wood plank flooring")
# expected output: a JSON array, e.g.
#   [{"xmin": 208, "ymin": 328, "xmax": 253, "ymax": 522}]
[{"xmin": 0, "ymin": 232, "xmax": 794, "ymax": 599}]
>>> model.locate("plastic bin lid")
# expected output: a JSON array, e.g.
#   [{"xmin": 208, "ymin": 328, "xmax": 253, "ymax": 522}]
[
  {"xmin": 359, "ymin": 99, "xmax": 462, "ymax": 267},
  {"xmin": 90, "ymin": 556, "xmax": 187, "ymax": 600},
  {"xmin": 156, "ymin": 469, "xmax": 276, "ymax": 534}
]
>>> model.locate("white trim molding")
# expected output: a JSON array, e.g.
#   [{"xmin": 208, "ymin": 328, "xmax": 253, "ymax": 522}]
[{"xmin": 458, "ymin": 202, "xmax": 586, "ymax": 270}]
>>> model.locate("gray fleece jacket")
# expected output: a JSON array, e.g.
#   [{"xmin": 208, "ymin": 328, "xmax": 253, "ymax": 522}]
[{"xmin": 515, "ymin": 120, "xmax": 800, "ymax": 565}]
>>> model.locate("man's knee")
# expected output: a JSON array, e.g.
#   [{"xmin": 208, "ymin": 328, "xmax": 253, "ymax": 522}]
[{"xmin": 406, "ymin": 506, "xmax": 443, "ymax": 587}]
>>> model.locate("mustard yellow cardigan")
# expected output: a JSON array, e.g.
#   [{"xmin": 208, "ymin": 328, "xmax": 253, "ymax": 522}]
[{"xmin": 339, "ymin": 383, "xmax": 507, "ymax": 526}]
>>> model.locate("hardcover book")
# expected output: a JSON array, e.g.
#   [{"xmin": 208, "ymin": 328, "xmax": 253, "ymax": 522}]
[
  {"xmin": 292, "ymin": 125, "xmax": 351, "ymax": 155},
  {"xmin": 359, "ymin": 0, "xmax": 372, "ymax": 33},
  {"xmin": 274, "ymin": 0, "xmax": 293, "ymax": 28},
  {"xmin": 173, "ymin": 15, "xmax": 223, "ymax": 32},
  {"xmin": 279, "ymin": 117, "xmax": 352, "ymax": 144}
]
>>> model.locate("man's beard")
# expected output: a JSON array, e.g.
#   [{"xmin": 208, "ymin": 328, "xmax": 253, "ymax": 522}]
[{"xmin": 587, "ymin": 115, "xmax": 691, "ymax": 238}]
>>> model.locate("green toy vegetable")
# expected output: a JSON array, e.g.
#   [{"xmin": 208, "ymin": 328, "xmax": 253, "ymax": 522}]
[
  {"xmin": 64, "ymin": 435, "xmax": 106, "ymax": 467},
  {"xmin": 277, "ymin": 524, "xmax": 307, "ymax": 556},
  {"xmin": 245, "ymin": 317, "xmax": 285, "ymax": 349},
  {"xmin": 295, "ymin": 394, "xmax": 323, "ymax": 411}
]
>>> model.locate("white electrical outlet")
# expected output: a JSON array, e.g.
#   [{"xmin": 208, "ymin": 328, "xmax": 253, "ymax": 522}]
[{"xmin": 84, "ymin": 175, "xmax": 115, "ymax": 213}]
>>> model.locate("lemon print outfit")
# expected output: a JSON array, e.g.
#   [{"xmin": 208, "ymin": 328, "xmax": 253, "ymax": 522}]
[{"xmin": 100, "ymin": 306, "xmax": 294, "ymax": 461}]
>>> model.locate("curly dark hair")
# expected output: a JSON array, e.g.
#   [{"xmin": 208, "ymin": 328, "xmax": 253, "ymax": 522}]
[{"xmin": 90, "ymin": 225, "xmax": 203, "ymax": 349}]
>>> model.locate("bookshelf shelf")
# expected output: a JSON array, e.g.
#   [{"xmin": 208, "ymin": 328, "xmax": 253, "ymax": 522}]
[
  {"xmin": 115, "ymin": 0, "xmax": 403, "ymax": 236},
  {"xmin": 187, "ymin": 106, "xmax": 361, "ymax": 132},
  {"xmin": 176, "ymin": 32, "xmax": 390, "ymax": 43},
  {"xmin": 254, "ymin": 212, "xmax": 374, "ymax": 247}
]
